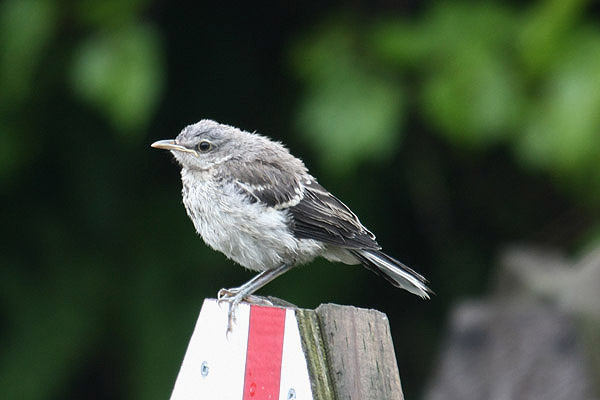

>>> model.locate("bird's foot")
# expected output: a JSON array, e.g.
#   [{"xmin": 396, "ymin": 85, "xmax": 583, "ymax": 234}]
[{"xmin": 217, "ymin": 288, "xmax": 273, "ymax": 334}]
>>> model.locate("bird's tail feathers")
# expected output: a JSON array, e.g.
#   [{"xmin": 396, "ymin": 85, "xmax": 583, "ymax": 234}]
[{"xmin": 351, "ymin": 249, "xmax": 433, "ymax": 299}]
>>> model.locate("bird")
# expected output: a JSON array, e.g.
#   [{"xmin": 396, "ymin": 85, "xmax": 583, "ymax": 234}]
[{"xmin": 152, "ymin": 120, "xmax": 431, "ymax": 330}]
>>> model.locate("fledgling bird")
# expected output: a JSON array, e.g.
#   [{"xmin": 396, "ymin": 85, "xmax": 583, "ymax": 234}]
[{"xmin": 152, "ymin": 120, "xmax": 431, "ymax": 329}]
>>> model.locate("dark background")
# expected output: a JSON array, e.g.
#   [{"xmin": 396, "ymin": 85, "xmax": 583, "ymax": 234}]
[{"xmin": 1, "ymin": 1, "xmax": 599, "ymax": 398}]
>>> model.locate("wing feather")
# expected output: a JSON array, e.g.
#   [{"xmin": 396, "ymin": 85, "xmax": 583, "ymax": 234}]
[
  {"xmin": 220, "ymin": 158, "xmax": 380, "ymax": 250},
  {"xmin": 288, "ymin": 180, "xmax": 380, "ymax": 249},
  {"xmin": 219, "ymin": 159, "xmax": 304, "ymax": 208}
]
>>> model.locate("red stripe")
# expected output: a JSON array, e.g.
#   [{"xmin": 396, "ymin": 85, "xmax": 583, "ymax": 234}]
[{"xmin": 243, "ymin": 305, "xmax": 286, "ymax": 400}]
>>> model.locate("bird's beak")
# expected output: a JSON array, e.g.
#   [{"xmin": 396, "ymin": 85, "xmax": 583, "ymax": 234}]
[{"xmin": 151, "ymin": 139, "xmax": 198, "ymax": 155}]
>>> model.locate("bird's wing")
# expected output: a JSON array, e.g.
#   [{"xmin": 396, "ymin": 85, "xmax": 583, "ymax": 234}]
[
  {"xmin": 223, "ymin": 159, "xmax": 305, "ymax": 209},
  {"xmin": 288, "ymin": 179, "xmax": 381, "ymax": 249},
  {"xmin": 223, "ymin": 161, "xmax": 379, "ymax": 249}
]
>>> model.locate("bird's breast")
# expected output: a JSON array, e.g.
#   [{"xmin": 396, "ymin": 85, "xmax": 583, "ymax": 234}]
[{"xmin": 180, "ymin": 169, "xmax": 324, "ymax": 271}]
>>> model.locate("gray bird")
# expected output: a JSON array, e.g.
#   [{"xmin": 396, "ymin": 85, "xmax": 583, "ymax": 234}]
[{"xmin": 152, "ymin": 120, "xmax": 431, "ymax": 328}]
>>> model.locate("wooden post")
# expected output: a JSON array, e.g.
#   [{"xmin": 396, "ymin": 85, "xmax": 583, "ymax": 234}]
[
  {"xmin": 301, "ymin": 304, "xmax": 405, "ymax": 399},
  {"xmin": 170, "ymin": 299, "xmax": 404, "ymax": 400}
]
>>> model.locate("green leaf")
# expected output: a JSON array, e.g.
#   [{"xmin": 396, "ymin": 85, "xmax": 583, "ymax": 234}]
[
  {"xmin": 71, "ymin": 23, "xmax": 165, "ymax": 135},
  {"xmin": 518, "ymin": 0, "xmax": 590, "ymax": 74},
  {"xmin": 291, "ymin": 22, "xmax": 404, "ymax": 172},
  {"xmin": 417, "ymin": 3, "xmax": 522, "ymax": 148},
  {"xmin": 517, "ymin": 33, "xmax": 600, "ymax": 178}
]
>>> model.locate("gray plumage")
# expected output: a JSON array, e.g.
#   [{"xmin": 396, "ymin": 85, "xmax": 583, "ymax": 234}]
[{"xmin": 152, "ymin": 119, "xmax": 431, "ymax": 307}]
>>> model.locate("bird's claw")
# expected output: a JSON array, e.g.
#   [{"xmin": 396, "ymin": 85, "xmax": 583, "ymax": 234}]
[
  {"xmin": 217, "ymin": 288, "xmax": 242, "ymax": 334},
  {"xmin": 217, "ymin": 288, "xmax": 274, "ymax": 334}
]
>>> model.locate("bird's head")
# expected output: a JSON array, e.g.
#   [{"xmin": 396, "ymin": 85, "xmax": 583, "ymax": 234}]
[{"xmin": 151, "ymin": 120, "xmax": 243, "ymax": 170}]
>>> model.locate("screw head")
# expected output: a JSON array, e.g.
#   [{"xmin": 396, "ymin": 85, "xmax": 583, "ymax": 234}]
[
  {"xmin": 287, "ymin": 388, "xmax": 296, "ymax": 399},
  {"xmin": 200, "ymin": 361, "xmax": 209, "ymax": 378}
]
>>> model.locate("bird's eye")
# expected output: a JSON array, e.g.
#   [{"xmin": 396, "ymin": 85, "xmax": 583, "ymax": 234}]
[{"xmin": 197, "ymin": 141, "xmax": 212, "ymax": 152}]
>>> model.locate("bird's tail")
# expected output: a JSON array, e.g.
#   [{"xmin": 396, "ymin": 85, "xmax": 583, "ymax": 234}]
[{"xmin": 351, "ymin": 249, "xmax": 433, "ymax": 299}]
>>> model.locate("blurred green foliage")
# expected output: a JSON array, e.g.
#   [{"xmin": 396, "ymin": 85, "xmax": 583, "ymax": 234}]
[
  {"xmin": 292, "ymin": 0, "xmax": 600, "ymax": 201},
  {"xmin": 0, "ymin": 0, "xmax": 57, "ymax": 105},
  {"xmin": 291, "ymin": 22, "xmax": 404, "ymax": 171},
  {"xmin": 1, "ymin": 1, "xmax": 599, "ymax": 399},
  {"xmin": 71, "ymin": 23, "xmax": 164, "ymax": 134}
]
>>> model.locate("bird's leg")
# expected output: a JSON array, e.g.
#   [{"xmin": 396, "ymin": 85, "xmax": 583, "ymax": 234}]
[{"xmin": 217, "ymin": 263, "xmax": 294, "ymax": 333}]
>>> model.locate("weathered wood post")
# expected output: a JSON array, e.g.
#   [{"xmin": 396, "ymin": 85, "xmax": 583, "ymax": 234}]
[{"xmin": 170, "ymin": 299, "xmax": 404, "ymax": 399}]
